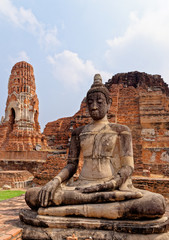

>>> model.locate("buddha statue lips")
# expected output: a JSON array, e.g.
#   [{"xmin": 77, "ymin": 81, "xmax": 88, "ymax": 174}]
[
  {"xmin": 25, "ymin": 74, "xmax": 166, "ymax": 220},
  {"xmin": 91, "ymin": 109, "xmax": 99, "ymax": 114}
]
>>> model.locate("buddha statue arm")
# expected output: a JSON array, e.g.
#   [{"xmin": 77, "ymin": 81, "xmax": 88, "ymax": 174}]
[
  {"xmin": 115, "ymin": 126, "xmax": 134, "ymax": 187},
  {"xmin": 39, "ymin": 126, "xmax": 83, "ymax": 207},
  {"xmin": 56, "ymin": 126, "xmax": 83, "ymax": 181}
]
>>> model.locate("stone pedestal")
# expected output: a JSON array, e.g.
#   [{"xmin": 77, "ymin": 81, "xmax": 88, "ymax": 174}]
[{"xmin": 20, "ymin": 209, "xmax": 169, "ymax": 240}]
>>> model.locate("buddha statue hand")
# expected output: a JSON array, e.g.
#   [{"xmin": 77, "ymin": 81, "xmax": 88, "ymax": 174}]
[
  {"xmin": 75, "ymin": 179, "xmax": 116, "ymax": 193},
  {"xmin": 38, "ymin": 177, "xmax": 61, "ymax": 207}
]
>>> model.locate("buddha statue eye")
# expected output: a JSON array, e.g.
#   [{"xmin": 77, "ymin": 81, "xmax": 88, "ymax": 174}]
[
  {"xmin": 88, "ymin": 99, "xmax": 93, "ymax": 104},
  {"xmin": 97, "ymin": 98, "xmax": 103, "ymax": 103}
]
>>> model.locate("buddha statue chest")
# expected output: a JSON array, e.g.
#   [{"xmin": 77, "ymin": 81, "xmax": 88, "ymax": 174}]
[{"xmin": 79, "ymin": 123, "xmax": 121, "ymax": 180}]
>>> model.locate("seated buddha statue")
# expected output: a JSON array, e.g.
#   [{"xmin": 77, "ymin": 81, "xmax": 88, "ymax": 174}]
[{"xmin": 25, "ymin": 74, "xmax": 166, "ymax": 220}]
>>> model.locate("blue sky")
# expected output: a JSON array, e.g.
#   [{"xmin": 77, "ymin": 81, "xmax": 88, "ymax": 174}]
[{"xmin": 0, "ymin": 0, "xmax": 169, "ymax": 130}]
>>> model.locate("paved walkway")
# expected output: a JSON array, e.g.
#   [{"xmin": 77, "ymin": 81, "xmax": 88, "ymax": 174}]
[{"xmin": 0, "ymin": 194, "xmax": 28, "ymax": 240}]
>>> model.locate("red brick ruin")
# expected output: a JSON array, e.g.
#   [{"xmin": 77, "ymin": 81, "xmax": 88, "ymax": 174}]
[
  {"xmin": 44, "ymin": 71, "xmax": 169, "ymax": 178},
  {"xmin": 0, "ymin": 61, "xmax": 47, "ymax": 151},
  {"xmin": 1, "ymin": 62, "xmax": 169, "ymax": 193},
  {"xmin": 0, "ymin": 62, "xmax": 48, "ymax": 186}
]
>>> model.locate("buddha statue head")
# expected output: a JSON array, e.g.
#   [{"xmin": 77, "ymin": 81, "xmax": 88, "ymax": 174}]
[{"xmin": 86, "ymin": 74, "xmax": 112, "ymax": 120}]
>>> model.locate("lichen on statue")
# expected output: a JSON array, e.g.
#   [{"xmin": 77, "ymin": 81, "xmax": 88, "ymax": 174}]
[{"xmin": 25, "ymin": 74, "xmax": 166, "ymax": 220}]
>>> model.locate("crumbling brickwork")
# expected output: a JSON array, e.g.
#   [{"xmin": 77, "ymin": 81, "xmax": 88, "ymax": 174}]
[
  {"xmin": 0, "ymin": 61, "xmax": 47, "ymax": 151},
  {"xmin": 0, "ymin": 170, "xmax": 33, "ymax": 188},
  {"xmin": 132, "ymin": 176, "xmax": 169, "ymax": 197},
  {"xmin": 44, "ymin": 100, "xmax": 91, "ymax": 149},
  {"xmin": 44, "ymin": 71, "xmax": 169, "ymax": 176},
  {"xmin": 0, "ymin": 151, "xmax": 47, "ymax": 176},
  {"xmin": 33, "ymin": 151, "xmax": 68, "ymax": 185}
]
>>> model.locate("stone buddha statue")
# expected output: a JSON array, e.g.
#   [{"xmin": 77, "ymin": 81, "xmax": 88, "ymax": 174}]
[{"xmin": 25, "ymin": 74, "xmax": 166, "ymax": 220}]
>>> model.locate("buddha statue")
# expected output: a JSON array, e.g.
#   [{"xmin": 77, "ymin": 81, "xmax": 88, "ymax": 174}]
[{"xmin": 25, "ymin": 74, "xmax": 166, "ymax": 220}]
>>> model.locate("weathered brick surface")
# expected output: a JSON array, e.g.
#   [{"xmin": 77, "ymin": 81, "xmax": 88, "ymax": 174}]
[
  {"xmin": 0, "ymin": 170, "xmax": 33, "ymax": 188},
  {"xmin": 43, "ymin": 100, "xmax": 91, "ymax": 150},
  {"xmin": 0, "ymin": 151, "xmax": 47, "ymax": 176},
  {"xmin": 44, "ymin": 71, "xmax": 169, "ymax": 178},
  {"xmin": 33, "ymin": 152, "xmax": 68, "ymax": 185},
  {"xmin": 132, "ymin": 176, "xmax": 169, "ymax": 197}
]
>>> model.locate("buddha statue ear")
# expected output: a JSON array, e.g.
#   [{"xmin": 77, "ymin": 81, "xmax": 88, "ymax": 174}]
[
  {"xmin": 108, "ymin": 98, "xmax": 112, "ymax": 110},
  {"xmin": 106, "ymin": 98, "xmax": 112, "ymax": 114}
]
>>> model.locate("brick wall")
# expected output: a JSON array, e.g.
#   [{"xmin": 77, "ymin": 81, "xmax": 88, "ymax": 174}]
[
  {"xmin": 33, "ymin": 151, "xmax": 68, "ymax": 185},
  {"xmin": 0, "ymin": 151, "xmax": 47, "ymax": 176},
  {"xmin": 0, "ymin": 170, "xmax": 33, "ymax": 188},
  {"xmin": 132, "ymin": 176, "xmax": 169, "ymax": 197}
]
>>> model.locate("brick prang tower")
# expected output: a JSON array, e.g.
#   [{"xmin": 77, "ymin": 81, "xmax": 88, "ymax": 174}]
[{"xmin": 0, "ymin": 61, "xmax": 47, "ymax": 151}]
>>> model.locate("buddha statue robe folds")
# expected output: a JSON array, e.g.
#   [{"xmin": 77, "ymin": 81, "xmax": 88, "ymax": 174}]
[{"xmin": 25, "ymin": 74, "xmax": 166, "ymax": 220}]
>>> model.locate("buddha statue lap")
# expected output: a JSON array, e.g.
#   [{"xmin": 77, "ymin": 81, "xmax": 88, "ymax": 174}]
[{"xmin": 25, "ymin": 74, "xmax": 166, "ymax": 220}]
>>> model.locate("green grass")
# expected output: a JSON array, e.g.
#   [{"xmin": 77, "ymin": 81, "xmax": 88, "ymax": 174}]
[{"xmin": 0, "ymin": 190, "xmax": 25, "ymax": 201}]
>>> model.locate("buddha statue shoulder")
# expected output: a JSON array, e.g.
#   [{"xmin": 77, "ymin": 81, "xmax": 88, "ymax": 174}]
[{"xmin": 25, "ymin": 74, "xmax": 166, "ymax": 220}]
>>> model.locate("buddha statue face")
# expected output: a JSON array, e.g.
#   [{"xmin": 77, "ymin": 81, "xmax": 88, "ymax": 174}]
[{"xmin": 87, "ymin": 91, "xmax": 110, "ymax": 120}]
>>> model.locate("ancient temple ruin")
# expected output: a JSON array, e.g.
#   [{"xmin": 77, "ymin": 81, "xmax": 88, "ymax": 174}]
[
  {"xmin": 44, "ymin": 71, "xmax": 169, "ymax": 177},
  {"xmin": 0, "ymin": 62, "xmax": 48, "ymax": 187},
  {"xmin": 0, "ymin": 61, "xmax": 47, "ymax": 151},
  {"xmin": 1, "ymin": 64, "xmax": 169, "ymax": 191},
  {"xmin": 21, "ymin": 74, "xmax": 168, "ymax": 240}
]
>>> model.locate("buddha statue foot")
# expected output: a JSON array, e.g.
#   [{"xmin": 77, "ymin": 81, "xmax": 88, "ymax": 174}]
[
  {"xmin": 20, "ymin": 208, "xmax": 169, "ymax": 240},
  {"xmin": 25, "ymin": 187, "xmax": 143, "ymax": 210},
  {"xmin": 52, "ymin": 189, "xmax": 143, "ymax": 206},
  {"xmin": 38, "ymin": 190, "xmax": 165, "ymax": 220}
]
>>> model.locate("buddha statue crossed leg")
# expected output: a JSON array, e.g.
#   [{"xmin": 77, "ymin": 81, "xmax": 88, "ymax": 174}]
[{"xmin": 25, "ymin": 74, "xmax": 166, "ymax": 220}]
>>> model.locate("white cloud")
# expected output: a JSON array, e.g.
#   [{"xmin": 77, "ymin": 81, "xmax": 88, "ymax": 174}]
[
  {"xmin": 105, "ymin": 3, "xmax": 169, "ymax": 82},
  {"xmin": 47, "ymin": 50, "xmax": 111, "ymax": 90},
  {"xmin": 9, "ymin": 51, "xmax": 30, "ymax": 65},
  {"xmin": 0, "ymin": 0, "xmax": 59, "ymax": 49}
]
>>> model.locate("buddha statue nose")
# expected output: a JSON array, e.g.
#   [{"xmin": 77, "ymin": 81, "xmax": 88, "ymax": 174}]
[{"xmin": 92, "ymin": 101, "xmax": 98, "ymax": 110}]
